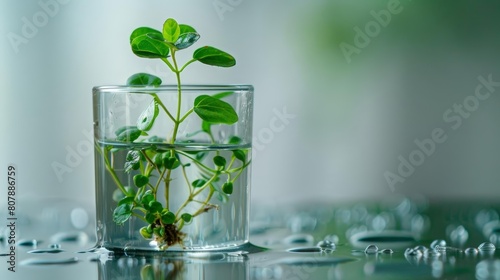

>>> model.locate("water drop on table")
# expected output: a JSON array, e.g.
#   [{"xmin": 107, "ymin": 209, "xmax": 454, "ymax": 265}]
[
  {"xmin": 28, "ymin": 249, "xmax": 65, "ymax": 254},
  {"xmin": 18, "ymin": 239, "xmax": 39, "ymax": 247},
  {"xmin": 379, "ymin": 248, "xmax": 393, "ymax": 254},
  {"xmin": 20, "ymin": 257, "xmax": 79, "ymax": 266},
  {"xmin": 364, "ymin": 244, "xmax": 378, "ymax": 254},
  {"xmin": 478, "ymin": 242, "xmax": 496, "ymax": 251},
  {"xmin": 283, "ymin": 233, "xmax": 314, "ymax": 245},
  {"xmin": 287, "ymin": 247, "xmax": 322, "ymax": 253},
  {"xmin": 404, "ymin": 248, "xmax": 422, "ymax": 257},
  {"xmin": 465, "ymin": 247, "xmax": 479, "ymax": 256},
  {"xmin": 317, "ymin": 240, "xmax": 336, "ymax": 252},
  {"xmin": 430, "ymin": 239, "xmax": 446, "ymax": 249}
]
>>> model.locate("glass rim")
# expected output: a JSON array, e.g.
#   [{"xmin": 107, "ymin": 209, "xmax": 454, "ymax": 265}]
[{"xmin": 93, "ymin": 84, "xmax": 253, "ymax": 93}]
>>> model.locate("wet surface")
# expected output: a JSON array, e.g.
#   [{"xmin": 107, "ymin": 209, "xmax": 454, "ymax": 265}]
[{"xmin": 1, "ymin": 198, "xmax": 500, "ymax": 279}]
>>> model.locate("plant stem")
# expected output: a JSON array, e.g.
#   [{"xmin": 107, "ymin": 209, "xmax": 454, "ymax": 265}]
[{"xmin": 96, "ymin": 143, "xmax": 127, "ymax": 195}]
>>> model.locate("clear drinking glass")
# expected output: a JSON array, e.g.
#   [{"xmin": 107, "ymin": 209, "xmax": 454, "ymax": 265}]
[{"xmin": 92, "ymin": 85, "xmax": 253, "ymax": 252}]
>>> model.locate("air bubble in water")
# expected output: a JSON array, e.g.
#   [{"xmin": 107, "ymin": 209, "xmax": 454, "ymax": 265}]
[
  {"xmin": 364, "ymin": 244, "xmax": 378, "ymax": 254},
  {"xmin": 430, "ymin": 239, "xmax": 446, "ymax": 249},
  {"xmin": 317, "ymin": 240, "xmax": 336, "ymax": 252},
  {"xmin": 478, "ymin": 242, "xmax": 496, "ymax": 252}
]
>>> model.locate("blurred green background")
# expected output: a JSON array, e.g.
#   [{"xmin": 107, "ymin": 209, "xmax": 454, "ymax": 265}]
[{"xmin": 1, "ymin": 0, "xmax": 500, "ymax": 211}]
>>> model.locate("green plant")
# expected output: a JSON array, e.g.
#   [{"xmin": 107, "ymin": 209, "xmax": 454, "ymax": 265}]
[{"xmin": 97, "ymin": 18, "xmax": 250, "ymax": 249}]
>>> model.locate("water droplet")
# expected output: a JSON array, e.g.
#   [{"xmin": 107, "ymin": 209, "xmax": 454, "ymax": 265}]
[
  {"xmin": 18, "ymin": 239, "xmax": 39, "ymax": 247},
  {"xmin": 434, "ymin": 246, "xmax": 460, "ymax": 253},
  {"xmin": 50, "ymin": 231, "xmax": 88, "ymax": 244},
  {"xmin": 465, "ymin": 247, "xmax": 479, "ymax": 256},
  {"xmin": 364, "ymin": 244, "xmax": 379, "ymax": 254},
  {"xmin": 317, "ymin": 240, "xmax": 336, "ymax": 252},
  {"xmin": 20, "ymin": 257, "xmax": 79, "ymax": 266},
  {"xmin": 478, "ymin": 242, "xmax": 496, "ymax": 251},
  {"xmin": 350, "ymin": 230, "xmax": 416, "ymax": 250},
  {"xmin": 404, "ymin": 248, "xmax": 422, "ymax": 257},
  {"xmin": 28, "ymin": 249, "xmax": 64, "ymax": 254},
  {"xmin": 324, "ymin": 234, "xmax": 339, "ymax": 244},
  {"xmin": 287, "ymin": 247, "xmax": 322, "ymax": 253},
  {"xmin": 423, "ymin": 248, "xmax": 441, "ymax": 258},
  {"xmin": 283, "ymin": 233, "xmax": 314, "ymax": 245},
  {"xmin": 430, "ymin": 239, "xmax": 446, "ymax": 249},
  {"xmin": 379, "ymin": 248, "xmax": 393, "ymax": 254},
  {"xmin": 413, "ymin": 245, "xmax": 427, "ymax": 252}
]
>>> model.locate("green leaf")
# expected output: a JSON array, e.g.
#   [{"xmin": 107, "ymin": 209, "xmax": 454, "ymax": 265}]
[
  {"xmin": 133, "ymin": 174, "xmax": 149, "ymax": 188},
  {"xmin": 162, "ymin": 154, "xmax": 180, "ymax": 169},
  {"xmin": 233, "ymin": 149, "xmax": 246, "ymax": 162},
  {"xmin": 131, "ymin": 33, "xmax": 170, "ymax": 58},
  {"xmin": 222, "ymin": 182, "xmax": 233, "ymax": 194},
  {"xmin": 212, "ymin": 91, "xmax": 234, "ymax": 99},
  {"xmin": 148, "ymin": 201, "xmax": 163, "ymax": 213},
  {"xmin": 191, "ymin": 179, "xmax": 207, "ymax": 188},
  {"xmin": 181, "ymin": 213, "xmax": 193, "ymax": 223},
  {"xmin": 140, "ymin": 226, "xmax": 153, "ymax": 239},
  {"xmin": 175, "ymin": 32, "xmax": 200, "ymax": 50},
  {"xmin": 201, "ymin": 121, "xmax": 212, "ymax": 134},
  {"xmin": 113, "ymin": 203, "xmax": 132, "ymax": 225},
  {"xmin": 124, "ymin": 150, "xmax": 141, "ymax": 173},
  {"xmin": 137, "ymin": 100, "xmax": 159, "ymax": 131},
  {"xmin": 145, "ymin": 212, "xmax": 157, "ymax": 224},
  {"xmin": 118, "ymin": 196, "xmax": 135, "ymax": 206},
  {"xmin": 141, "ymin": 192, "xmax": 155, "ymax": 209},
  {"xmin": 161, "ymin": 211, "xmax": 176, "ymax": 224},
  {"xmin": 130, "ymin": 27, "xmax": 162, "ymax": 43},
  {"xmin": 228, "ymin": 136, "xmax": 242, "ymax": 145},
  {"xmin": 162, "ymin": 18, "xmax": 180, "ymax": 43},
  {"xmin": 213, "ymin": 155, "xmax": 226, "ymax": 168},
  {"xmin": 127, "ymin": 73, "xmax": 162, "ymax": 87},
  {"xmin": 116, "ymin": 126, "xmax": 142, "ymax": 142},
  {"xmin": 194, "ymin": 95, "xmax": 238, "ymax": 124},
  {"xmin": 193, "ymin": 46, "xmax": 236, "ymax": 67},
  {"xmin": 179, "ymin": 24, "xmax": 196, "ymax": 34}
]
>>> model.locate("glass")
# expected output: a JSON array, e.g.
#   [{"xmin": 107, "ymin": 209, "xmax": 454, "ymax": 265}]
[{"xmin": 92, "ymin": 85, "xmax": 253, "ymax": 252}]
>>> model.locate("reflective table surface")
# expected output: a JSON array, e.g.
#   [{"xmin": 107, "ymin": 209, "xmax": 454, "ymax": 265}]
[{"xmin": 1, "ymin": 197, "xmax": 500, "ymax": 279}]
